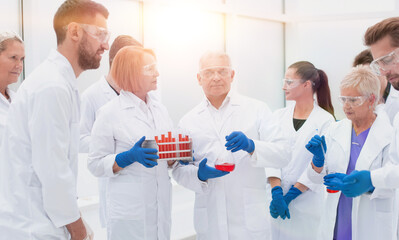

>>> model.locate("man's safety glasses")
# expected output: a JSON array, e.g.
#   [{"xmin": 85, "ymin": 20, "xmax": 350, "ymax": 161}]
[
  {"xmin": 370, "ymin": 48, "xmax": 399, "ymax": 76},
  {"xmin": 199, "ymin": 66, "xmax": 232, "ymax": 79},
  {"xmin": 79, "ymin": 23, "xmax": 110, "ymax": 44}
]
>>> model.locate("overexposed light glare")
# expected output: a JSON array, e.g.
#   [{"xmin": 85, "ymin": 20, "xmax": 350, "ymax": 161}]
[{"xmin": 145, "ymin": 3, "xmax": 223, "ymax": 46}]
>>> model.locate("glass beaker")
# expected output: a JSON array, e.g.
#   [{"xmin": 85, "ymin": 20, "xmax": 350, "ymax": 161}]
[{"xmin": 214, "ymin": 150, "xmax": 235, "ymax": 172}]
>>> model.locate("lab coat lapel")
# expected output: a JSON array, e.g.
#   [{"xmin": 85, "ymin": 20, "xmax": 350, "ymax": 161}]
[
  {"xmin": 196, "ymin": 100, "xmax": 220, "ymax": 135},
  {"xmin": 355, "ymin": 112, "xmax": 392, "ymax": 170},
  {"xmin": 100, "ymin": 77, "xmax": 117, "ymax": 101},
  {"xmin": 119, "ymin": 91, "xmax": 153, "ymax": 129},
  {"xmin": 330, "ymin": 119, "xmax": 352, "ymax": 172}
]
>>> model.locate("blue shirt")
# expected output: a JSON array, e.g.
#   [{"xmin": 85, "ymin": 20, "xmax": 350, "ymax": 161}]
[{"xmin": 333, "ymin": 127, "xmax": 370, "ymax": 240}]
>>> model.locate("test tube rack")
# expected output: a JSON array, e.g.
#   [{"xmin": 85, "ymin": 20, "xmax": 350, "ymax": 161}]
[{"xmin": 155, "ymin": 131, "xmax": 193, "ymax": 161}]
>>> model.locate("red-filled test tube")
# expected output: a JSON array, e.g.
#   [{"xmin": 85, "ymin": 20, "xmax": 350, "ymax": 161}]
[
  {"xmin": 184, "ymin": 136, "xmax": 189, "ymax": 157},
  {"xmin": 168, "ymin": 132, "xmax": 172, "ymax": 159},
  {"xmin": 178, "ymin": 134, "xmax": 182, "ymax": 158},
  {"xmin": 161, "ymin": 134, "xmax": 165, "ymax": 159},
  {"xmin": 172, "ymin": 137, "xmax": 176, "ymax": 158}
]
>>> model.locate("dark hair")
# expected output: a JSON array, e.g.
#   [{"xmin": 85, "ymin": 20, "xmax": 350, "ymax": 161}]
[
  {"xmin": 109, "ymin": 35, "xmax": 143, "ymax": 68},
  {"xmin": 353, "ymin": 49, "xmax": 373, "ymax": 67},
  {"xmin": 53, "ymin": 0, "xmax": 109, "ymax": 45},
  {"xmin": 288, "ymin": 61, "xmax": 335, "ymax": 117},
  {"xmin": 364, "ymin": 17, "xmax": 399, "ymax": 47}
]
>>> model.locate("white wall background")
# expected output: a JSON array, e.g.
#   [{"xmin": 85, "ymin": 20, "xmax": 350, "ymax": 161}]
[{"xmin": 2, "ymin": 0, "xmax": 399, "ymax": 239}]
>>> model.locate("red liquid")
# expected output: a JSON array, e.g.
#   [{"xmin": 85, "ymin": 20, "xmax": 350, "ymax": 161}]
[
  {"xmin": 215, "ymin": 163, "xmax": 235, "ymax": 172},
  {"xmin": 326, "ymin": 188, "xmax": 339, "ymax": 193}
]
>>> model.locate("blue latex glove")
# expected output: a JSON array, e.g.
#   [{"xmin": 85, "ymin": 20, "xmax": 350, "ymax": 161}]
[
  {"xmin": 324, "ymin": 173, "xmax": 346, "ymax": 191},
  {"xmin": 283, "ymin": 185, "xmax": 302, "ymax": 206},
  {"xmin": 269, "ymin": 186, "xmax": 290, "ymax": 220},
  {"xmin": 341, "ymin": 170, "xmax": 375, "ymax": 197},
  {"xmin": 197, "ymin": 158, "xmax": 229, "ymax": 181},
  {"xmin": 305, "ymin": 135, "xmax": 326, "ymax": 167},
  {"xmin": 115, "ymin": 136, "xmax": 158, "ymax": 168},
  {"xmin": 225, "ymin": 131, "xmax": 255, "ymax": 153}
]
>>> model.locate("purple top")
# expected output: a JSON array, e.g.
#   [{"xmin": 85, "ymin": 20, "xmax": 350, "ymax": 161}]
[{"xmin": 333, "ymin": 127, "xmax": 370, "ymax": 240}]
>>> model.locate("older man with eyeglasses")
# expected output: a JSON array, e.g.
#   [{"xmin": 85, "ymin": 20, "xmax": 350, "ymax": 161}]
[
  {"xmin": 0, "ymin": 1, "xmax": 109, "ymax": 240},
  {"xmin": 172, "ymin": 51, "xmax": 290, "ymax": 240}
]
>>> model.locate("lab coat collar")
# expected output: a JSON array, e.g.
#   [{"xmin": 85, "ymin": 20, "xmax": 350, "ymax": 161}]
[
  {"xmin": 356, "ymin": 111, "xmax": 392, "ymax": 170},
  {"xmin": 99, "ymin": 76, "xmax": 118, "ymax": 99},
  {"xmin": 198, "ymin": 90, "xmax": 240, "ymax": 113},
  {"xmin": 48, "ymin": 49, "xmax": 78, "ymax": 91},
  {"xmin": 0, "ymin": 87, "xmax": 15, "ymax": 105},
  {"xmin": 119, "ymin": 90, "xmax": 158, "ymax": 109}
]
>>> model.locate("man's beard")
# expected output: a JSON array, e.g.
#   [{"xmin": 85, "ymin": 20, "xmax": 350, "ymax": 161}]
[{"xmin": 78, "ymin": 35, "xmax": 101, "ymax": 70}]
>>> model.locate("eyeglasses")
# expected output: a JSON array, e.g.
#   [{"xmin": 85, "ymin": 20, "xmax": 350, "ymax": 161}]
[
  {"xmin": 79, "ymin": 23, "xmax": 110, "ymax": 44},
  {"xmin": 142, "ymin": 63, "xmax": 158, "ymax": 76},
  {"xmin": 338, "ymin": 95, "xmax": 368, "ymax": 107},
  {"xmin": 370, "ymin": 48, "xmax": 399, "ymax": 76},
  {"xmin": 282, "ymin": 78, "xmax": 303, "ymax": 89},
  {"xmin": 199, "ymin": 66, "xmax": 232, "ymax": 79}
]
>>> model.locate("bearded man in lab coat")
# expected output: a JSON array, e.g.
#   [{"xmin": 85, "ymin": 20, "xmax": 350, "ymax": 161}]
[
  {"xmin": 173, "ymin": 51, "xmax": 290, "ymax": 240},
  {"xmin": 0, "ymin": 1, "xmax": 109, "ymax": 239}
]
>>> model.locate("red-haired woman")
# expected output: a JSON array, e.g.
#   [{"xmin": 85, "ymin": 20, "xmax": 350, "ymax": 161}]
[{"xmin": 88, "ymin": 46, "xmax": 173, "ymax": 240}]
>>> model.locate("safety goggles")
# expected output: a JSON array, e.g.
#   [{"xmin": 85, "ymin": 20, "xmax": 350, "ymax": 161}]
[
  {"xmin": 338, "ymin": 95, "xmax": 367, "ymax": 107},
  {"xmin": 79, "ymin": 23, "xmax": 110, "ymax": 44},
  {"xmin": 142, "ymin": 63, "xmax": 158, "ymax": 76},
  {"xmin": 282, "ymin": 78, "xmax": 303, "ymax": 89},
  {"xmin": 370, "ymin": 48, "xmax": 399, "ymax": 76},
  {"xmin": 199, "ymin": 66, "xmax": 232, "ymax": 79}
]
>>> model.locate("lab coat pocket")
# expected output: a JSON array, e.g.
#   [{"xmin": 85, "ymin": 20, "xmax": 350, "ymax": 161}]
[
  {"xmin": 108, "ymin": 180, "xmax": 145, "ymax": 220},
  {"xmin": 244, "ymin": 188, "xmax": 269, "ymax": 231},
  {"xmin": 193, "ymin": 208, "xmax": 208, "ymax": 234},
  {"xmin": 375, "ymin": 197, "xmax": 394, "ymax": 213}
]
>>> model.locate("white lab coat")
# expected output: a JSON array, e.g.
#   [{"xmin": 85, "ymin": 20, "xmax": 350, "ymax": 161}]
[
  {"xmin": 371, "ymin": 113, "xmax": 399, "ymax": 188},
  {"xmin": 80, "ymin": 75, "xmax": 118, "ymax": 228},
  {"xmin": 172, "ymin": 92, "xmax": 290, "ymax": 240},
  {"xmin": 265, "ymin": 102, "xmax": 335, "ymax": 240},
  {"xmin": 0, "ymin": 87, "xmax": 15, "ymax": 146},
  {"xmin": 88, "ymin": 90, "xmax": 173, "ymax": 240},
  {"xmin": 307, "ymin": 111, "xmax": 396, "ymax": 240},
  {"xmin": 384, "ymin": 85, "xmax": 399, "ymax": 123},
  {"xmin": 0, "ymin": 50, "xmax": 80, "ymax": 239}
]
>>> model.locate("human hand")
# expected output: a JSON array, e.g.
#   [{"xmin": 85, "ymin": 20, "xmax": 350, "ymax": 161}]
[
  {"xmin": 305, "ymin": 135, "xmax": 326, "ymax": 167},
  {"xmin": 197, "ymin": 158, "xmax": 229, "ymax": 181},
  {"xmin": 341, "ymin": 170, "xmax": 374, "ymax": 197},
  {"xmin": 115, "ymin": 136, "xmax": 159, "ymax": 168},
  {"xmin": 324, "ymin": 173, "xmax": 346, "ymax": 191},
  {"xmin": 269, "ymin": 186, "xmax": 290, "ymax": 220},
  {"xmin": 225, "ymin": 131, "xmax": 254, "ymax": 153}
]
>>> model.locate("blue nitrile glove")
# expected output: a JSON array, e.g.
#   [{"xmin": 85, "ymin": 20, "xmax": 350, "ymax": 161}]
[
  {"xmin": 324, "ymin": 173, "xmax": 346, "ymax": 191},
  {"xmin": 341, "ymin": 170, "xmax": 375, "ymax": 198},
  {"xmin": 283, "ymin": 185, "xmax": 302, "ymax": 206},
  {"xmin": 269, "ymin": 186, "xmax": 290, "ymax": 220},
  {"xmin": 197, "ymin": 158, "xmax": 229, "ymax": 181},
  {"xmin": 305, "ymin": 135, "xmax": 327, "ymax": 167},
  {"xmin": 225, "ymin": 131, "xmax": 255, "ymax": 153},
  {"xmin": 115, "ymin": 136, "xmax": 158, "ymax": 168}
]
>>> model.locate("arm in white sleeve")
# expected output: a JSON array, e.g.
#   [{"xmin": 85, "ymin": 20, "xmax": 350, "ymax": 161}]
[
  {"xmin": 79, "ymin": 93, "xmax": 95, "ymax": 153},
  {"xmin": 172, "ymin": 163, "xmax": 208, "ymax": 193},
  {"xmin": 251, "ymin": 110, "xmax": 291, "ymax": 168},
  {"xmin": 371, "ymin": 163, "xmax": 399, "ymax": 189},
  {"xmin": 29, "ymin": 86, "xmax": 80, "ymax": 228},
  {"xmin": 265, "ymin": 167, "xmax": 282, "ymax": 180},
  {"xmin": 87, "ymin": 108, "xmax": 119, "ymax": 178}
]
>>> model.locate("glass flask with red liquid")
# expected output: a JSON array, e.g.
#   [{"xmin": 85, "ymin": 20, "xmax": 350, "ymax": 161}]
[
  {"xmin": 214, "ymin": 151, "xmax": 235, "ymax": 172},
  {"xmin": 326, "ymin": 171, "xmax": 340, "ymax": 193}
]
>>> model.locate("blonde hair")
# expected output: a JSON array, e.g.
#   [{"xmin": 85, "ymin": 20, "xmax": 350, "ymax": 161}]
[
  {"xmin": 0, "ymin": 31, "xmax": 23, "ymax": 53},
  {"xmin": 110, "ymin": 46, "xmax": 156, "ymax": 93},
  {"xmin": 340, "ymin": 65, "xmax": 380, "ymax": 109}
]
